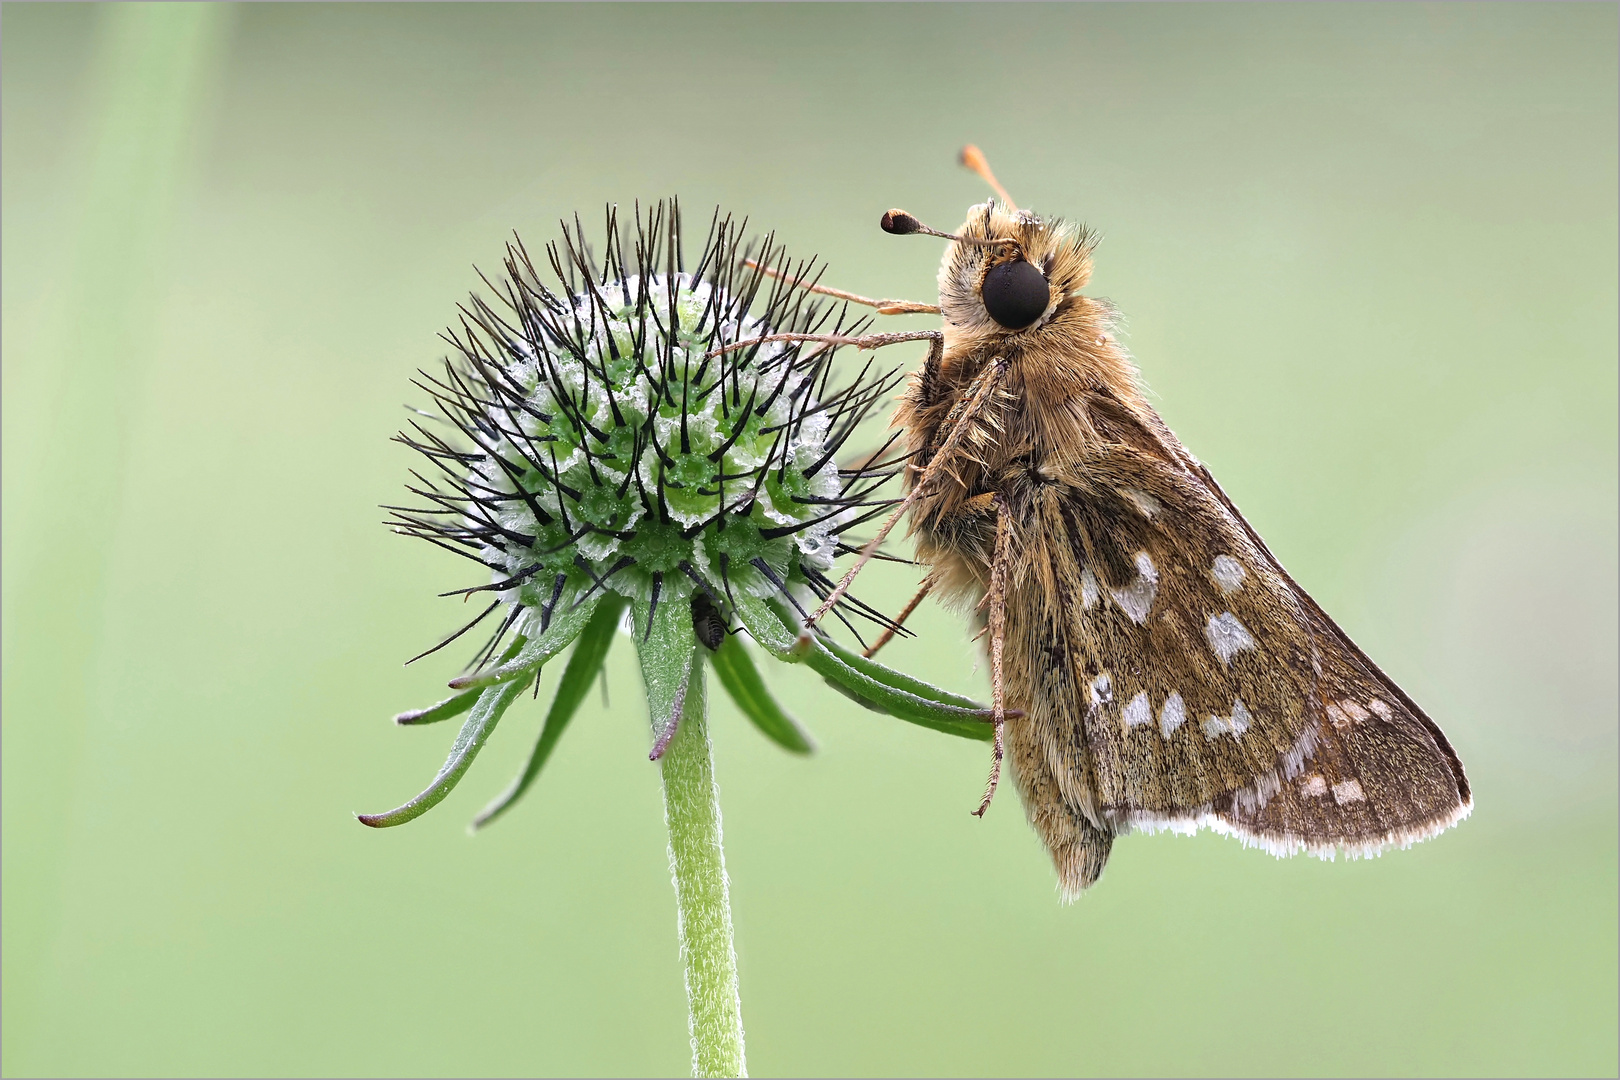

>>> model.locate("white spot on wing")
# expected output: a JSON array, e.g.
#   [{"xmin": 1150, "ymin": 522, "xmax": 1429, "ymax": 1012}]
[
  {"xmin": 1368, "ymin": 699, "xmax": 1392, "ymax": 720},
  {"xmin": 1089, "ymin": 672, "xmax": 1112, "ymax": 707},
  {"xmin": 1110, "ymin": 552, "xmax": 1159, "ymax": 625},
  {"xmin": 1160, "ymin": 692, "xmax": 1186, "ymax": 737},
  {"xmin": 1205, "ymin": 612, "xmax": 1255, "ymax": 664},
  {"xmin": 1122, "ymin": 488, "xmax": 1161, "ymax": 518},
  {"xmin": 1332, "ymin": 779, "xmax": 1366, "ymax": 805},
  {"xmin": 1201, "ymin": 700, "xmax": 1251, "ymax": 738},
  {"xmin": 1211, "ymin": 554, "xmax": 1246, "ymax": 595},
  {"xmin": 1123, "ymin": 691, "xmax": 1151, "ymax": 729},
  {"xmin": 1080, "ymin": 568, "xmax": 1100, "ymax": 609},
  {"xmin": 1299, "ymin": 774, "xmax": 1328, "ymax": 797},
  {"xmin": 1327, "ymin": 700, "xmax": 1370, "ymax": 731}
]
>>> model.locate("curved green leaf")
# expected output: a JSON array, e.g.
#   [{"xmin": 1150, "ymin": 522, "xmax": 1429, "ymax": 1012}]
[
  {"xmin": 814, "ymin": 630, "xmax": 986, "ymax": 713},
  {"xmin": 729, "ymin": 590, "xmax": 798, "ymax": 657},
  {"xmin": 821, "ymin": 673, "xmax": 889, "ymax": 714},
  {"xmin": 798, "ymin": 636, "xmax": 993, "ymax": 741},
  {"xmin": 472, "ymin": 595, "xmax": 626, "ymax": 830},
  {"xmin": 357, "ymin": 672, "xmax": 534, "ymax": 828},
  {"xmin": 633, "ymin": 588, "xmax": 700, "ymax": 758},
  {"xmin": 395, "ymin": 637, "xmax": 528, "ymax": 725},
  {"xmin": 711, "ymin": 632, "xmax": 815, "ymax": 754},
  {"xmin": 730, "ymin": 592, "xmax": 994, "ymax": 742},
  {"xmin": 447, "ymin": 597, "xmax": 598, "ymax": 690},
  {"xmin": 393, "ymin": 687, "xmax": 481, "ymax": 727}
]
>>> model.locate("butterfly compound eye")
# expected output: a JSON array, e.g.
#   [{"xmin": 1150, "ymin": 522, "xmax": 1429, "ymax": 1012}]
[{"xmin": 980, "ymin": 259, "xmax": 1050, "ymax": 330}]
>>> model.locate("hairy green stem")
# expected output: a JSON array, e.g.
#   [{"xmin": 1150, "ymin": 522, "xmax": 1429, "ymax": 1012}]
[{"xmin": 660, "ymin": 656, "xmax": 746, "ymax": 1078}]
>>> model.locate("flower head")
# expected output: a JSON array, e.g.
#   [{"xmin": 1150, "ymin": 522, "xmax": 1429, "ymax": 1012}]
[
  {"xmin": 392, "ymin": 202, "xmax": 901, "ymax": 672},
  {"xmin": 364, "ymin": 202, "xmax": 1009, "ymax": 832}
]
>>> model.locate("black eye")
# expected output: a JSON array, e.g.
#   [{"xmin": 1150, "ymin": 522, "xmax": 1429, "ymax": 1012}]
[{"xmin": 980, "ymin": 259, "xmax": 1051, "ymax": 330}]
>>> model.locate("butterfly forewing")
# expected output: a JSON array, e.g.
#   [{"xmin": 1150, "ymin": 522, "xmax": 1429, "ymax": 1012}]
[{"xmin": 1210, "ymin": 600, "xmax": 1472, "ymax": 855}]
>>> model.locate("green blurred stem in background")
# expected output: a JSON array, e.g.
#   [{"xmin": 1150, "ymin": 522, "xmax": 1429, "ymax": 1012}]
[{"xmin": 2, "ymin": 1, "xmax": 230, "ymax": 1053}]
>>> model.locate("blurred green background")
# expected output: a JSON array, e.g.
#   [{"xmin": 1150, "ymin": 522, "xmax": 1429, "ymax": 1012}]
[{"xmin": 4, "ymin": 4, "xmax": 1615, "ymax": 1076}]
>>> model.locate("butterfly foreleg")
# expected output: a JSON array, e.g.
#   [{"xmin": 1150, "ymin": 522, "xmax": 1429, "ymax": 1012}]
[
  {"xmin": 972, "ymin": 492, "xmax": 1013, "ymax": 818},
  {"xmin": 704, "ymin": 329, "xmax": 942, "ymax": 359},
  {"xmin": 741, "ymin": 258, "xmax": 940, "ymax": 314},
  {"xmin": 803, "ymin": 351, "xmax": 1007, "ymax": 633}
]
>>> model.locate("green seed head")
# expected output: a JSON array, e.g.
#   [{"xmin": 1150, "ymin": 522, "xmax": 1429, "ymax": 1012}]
[{"xmin": 394, "ymin": 202, "xmax": 903, "ymax": 663}]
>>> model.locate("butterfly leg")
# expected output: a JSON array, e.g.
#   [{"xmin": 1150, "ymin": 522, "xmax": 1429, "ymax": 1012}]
[
  {"xmin": 973, "ymin": 494, "xmax": 1012, "ymax": 818},
  {"xmin": 742, "ymin": 259, "xmax": 940, "ymax": 314},
  {"xmin": 804, "ymin": 352, "xmax": 1008, "ymax": 633},
  {"xmin": 861, "ymin": 578, "xmax": 934, "ymax": 659},
  {"xmin": 706, "ymin": 329, "xmax": 941, "ymax": 359}
]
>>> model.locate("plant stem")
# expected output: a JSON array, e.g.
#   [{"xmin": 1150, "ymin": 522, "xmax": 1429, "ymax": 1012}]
[{"xmin": 659, "ymin": 654, "xmax": 747, "ymax": 1078}]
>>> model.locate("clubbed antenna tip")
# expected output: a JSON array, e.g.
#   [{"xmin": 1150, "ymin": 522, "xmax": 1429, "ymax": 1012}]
[{"xmin": 880, "ymin": 209, "xmax": 921, "ymax": 235}]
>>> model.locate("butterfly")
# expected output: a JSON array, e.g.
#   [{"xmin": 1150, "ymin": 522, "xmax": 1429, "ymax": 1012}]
[{"xmin": 772, "ymin": 147, "xmax": 1471, "ymax": 897}]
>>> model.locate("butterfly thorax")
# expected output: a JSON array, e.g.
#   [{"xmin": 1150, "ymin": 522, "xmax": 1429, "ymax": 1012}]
[{"xmin": 896, "ymin": 201, "xmax": 1153, "ymax": 612}]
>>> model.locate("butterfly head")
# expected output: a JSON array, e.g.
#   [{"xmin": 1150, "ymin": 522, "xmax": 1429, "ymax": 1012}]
[{"xmin": 935, "ymin": 199, "xmax": 1097, "ymax": 346}]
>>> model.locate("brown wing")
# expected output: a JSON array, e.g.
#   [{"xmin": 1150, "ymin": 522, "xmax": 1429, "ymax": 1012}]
[{"xmin": 1000, "ymin": 389, "xmax": 1470, "ymax": 855}]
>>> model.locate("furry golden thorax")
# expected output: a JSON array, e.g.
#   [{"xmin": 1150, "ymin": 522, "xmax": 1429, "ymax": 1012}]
[{"xmin": 933, "ymin": 199, "xmax": 1145, "ymax": 416}]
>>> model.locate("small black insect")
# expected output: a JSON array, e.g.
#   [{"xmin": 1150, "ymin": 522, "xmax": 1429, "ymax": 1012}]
[{"xmin": 691, "ymin": 590, "xmax": 728, "ymax": 651}]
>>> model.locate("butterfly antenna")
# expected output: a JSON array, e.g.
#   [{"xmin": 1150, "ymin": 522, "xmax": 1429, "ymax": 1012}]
[{"xmin": 959, "ymin": 144, "xmax": 1018, "ymax": 211}]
